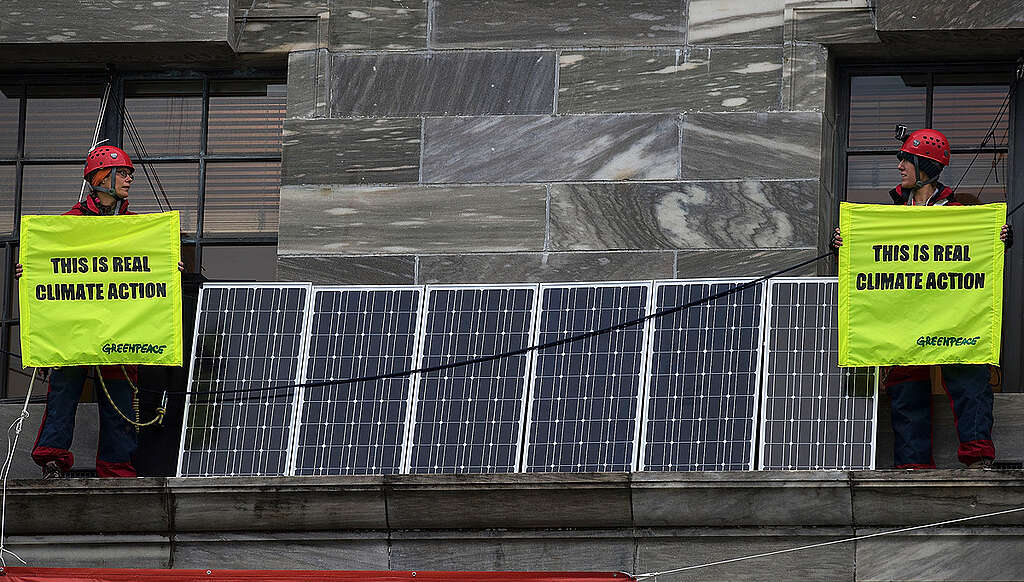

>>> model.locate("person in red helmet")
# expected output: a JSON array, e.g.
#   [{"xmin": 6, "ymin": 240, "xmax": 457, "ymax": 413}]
[
  {"xmin": 17, "ymin": 145, "xmax": 182, "ymax": 478},
  {"xmin": 833, "ymin": 127, "xmax": 1011, "ymax": 470}
]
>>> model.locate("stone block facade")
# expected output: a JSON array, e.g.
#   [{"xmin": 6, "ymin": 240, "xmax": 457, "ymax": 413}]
[{"xmin": 277, "ymin": 0, "xmax": 829, "ymax": 285}]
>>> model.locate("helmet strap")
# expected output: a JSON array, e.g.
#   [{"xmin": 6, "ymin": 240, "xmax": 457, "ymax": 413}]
[{"xmin": 905, "ymin": 154, "xmax": 940, "ymax": 191}]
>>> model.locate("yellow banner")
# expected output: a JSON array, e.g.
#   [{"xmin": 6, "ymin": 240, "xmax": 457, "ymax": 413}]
[
  {"xmin": 838, "ymin": 202, "xmax": 1005, "ymax": 367},
  {"xmin": 19, "ymin": 212, "xmax": 183, "ymax": 367}
]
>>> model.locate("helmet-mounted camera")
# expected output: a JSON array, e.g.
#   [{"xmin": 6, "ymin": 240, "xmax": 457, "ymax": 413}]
[{"xmin": 894, "ymin": 124, "xmax": 911, "ymax": 143}]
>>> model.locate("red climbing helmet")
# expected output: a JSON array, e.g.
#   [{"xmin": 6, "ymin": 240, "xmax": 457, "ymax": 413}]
[
  {"xmin": 899, "ymin": 129, "xmax": 950, "ymax": 167},
  {"xmin": 83, "ymin": 145, "xmax": 134, "ymax": 179}
]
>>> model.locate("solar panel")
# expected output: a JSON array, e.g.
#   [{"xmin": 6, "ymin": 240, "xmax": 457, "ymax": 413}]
[
  {"xmin": 290, "ymin": 286, "xmax": 424, "ymax": 475},
  {"xmin": 759, "ymin": 277, "xmax": 878, "ymax": 470},
  {"xmin": 177, "ymin": 284, "xmax": 312, "ymax": 477},
  {"xmin": 405, "ymin": 285, "xmax": 539, "ymax": 474},
  {"xmin": 524, "ymin": 283, "xmax": 651, "ymax": 472},
  {"xmin": 640, "ymin": 279, "xmax": 765, "ymax": 471}
]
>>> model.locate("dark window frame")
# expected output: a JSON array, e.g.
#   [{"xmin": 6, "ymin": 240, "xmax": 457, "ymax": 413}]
[
  {"xmin": 0, "ymin": 69, "xmax": 285, "ymax": 398},
  {"xmin": 835, "ymin": 61, "xmax": 1021, "ymax": 392}
]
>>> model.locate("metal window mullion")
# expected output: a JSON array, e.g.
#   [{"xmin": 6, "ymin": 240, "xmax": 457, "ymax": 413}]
[
  {"xmin": 925, "ymin": 72, "xmax": 934, "ymax": 128},
  {"xmin": 4, "ymin": 90, "xmax": 28, "ymax": 398},
  {"xmin": 195, "ymin": 78, "xmax": 211, "ymax": 270}
]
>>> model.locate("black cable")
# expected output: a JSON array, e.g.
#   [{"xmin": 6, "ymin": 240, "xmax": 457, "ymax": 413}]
[
  {"xmin": 165, "ymin": 250, "xmax": 835, "ymax": 400},
  {"xmin": 950, "ymin": 59, "xmax": 1022, "ymax": 196}
]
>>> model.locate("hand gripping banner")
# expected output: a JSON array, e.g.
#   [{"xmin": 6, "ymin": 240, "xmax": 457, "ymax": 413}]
[
  {"xmin": 837, "ymin": 202, "xmax": 1005, "ymax": 367},
  {"xmin": 19, "ymin": 212, "xmax": 183, "ymax": 367}
]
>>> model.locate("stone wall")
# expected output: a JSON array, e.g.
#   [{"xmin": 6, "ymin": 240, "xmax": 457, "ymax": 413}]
[{"xmin": 277, "ymin": 1, "xmax": 828, "ymax": 285}]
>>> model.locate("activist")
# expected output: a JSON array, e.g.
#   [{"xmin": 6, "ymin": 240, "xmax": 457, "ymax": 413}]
[
  {"xmin": 833, "ymin": 127, "xmax": 1010, "ymax": 470},
  {"xmin": 16, "ymin": 145, "xmax": 183, "ymax": 479}
]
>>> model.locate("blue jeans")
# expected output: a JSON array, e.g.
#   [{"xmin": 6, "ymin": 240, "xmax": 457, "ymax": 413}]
[
  {"xmin": 887, "ymin": 364, "xmax": 994, "ymax": 467},
  {"xmin": 32, "ymin": 366, "xmax": 138, "ymax": 477}
]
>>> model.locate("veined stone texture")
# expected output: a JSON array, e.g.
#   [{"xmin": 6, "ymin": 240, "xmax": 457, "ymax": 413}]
[
  {"xmin": 0, "ymin": 1, "xmax": 229, "ymax": 43},
  {"xmin": 675, "ymin": 249, "xmax": 819, "ymax": 277},
  {"xmin": 329, "ymin": 0, "xmax": 427, "ymax": 50},
  {"xmin": 421, "ymin": 115, "xmax": 679, "ymax": 183},
  {"xmin": 549, "ymin": 181, "xmax": 817, "ymax": 250},
  {"xmin": 688, "ymin": 0, "xmax": 785, "ymax": 45},
  {"xmin": 277, "ymin": 255, "xmax": 416, "ymax": 284},
  {"xmin": 279, "ymin": 184, "xmax": 546, "ymax": 254},
  {"xmin": 558, "ymin": 48, "xmax": 783, "ymax": 113},
  {"xmin": 418, "ymin": 251, "xmax": 676, "ymax": 284},
  {"xmin": 329, "ymin": 52, "xmax": 555, "ymax": 116},
  {"xmin": 431, "ymin": 0, "xmax": 686, "ymax": 48},
  {"xmin": 288, "ymin": 50, "xmax": 330, "ymax": 118},
  {"xmin": 235, "ymin": 17, "xmax": 324, "ymax": 53},
  {"xmin": 680, "ymin": 112, "xmax": 822, "ymax": 180},
  {"xmin": 281, "ymin": 118, "xmax": 421, "ymax": 185},
  {"xmin": 874, "ymin": 0, "xmax": 1024, "ymax": 30}
]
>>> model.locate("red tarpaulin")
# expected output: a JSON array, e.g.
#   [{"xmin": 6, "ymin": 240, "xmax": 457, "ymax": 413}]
[{"xmin": 0, "ymin": 569, "xmax": 634, "ymax": 582}]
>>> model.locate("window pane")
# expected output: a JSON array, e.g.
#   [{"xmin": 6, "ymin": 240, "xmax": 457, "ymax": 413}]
[
  {"xmin": 201, "ymin": 245, "xmax": 277, "ymax": 281},
  {"xmin": 24, "ymin": 91, "xmax": 102, "ymax": 158},
  {"xmin": 846, "ymin": 155, "xmax": 895, "ymax": 204},
  {"xmin": 0, "ymin": 90, "xmax": 19, "ymax": 158},
  {"xmin": 846, "ymin": 153, "xmax": 1007, "ymax": 204},
  {"xmin": 7, "ymin": 325, "xmax": 32, "ymax": 399},
  {"xmin": 21, "ymin": 164, "xmax": 85, "ymax": 216},
  {"xmin": 124, "ymin": 93, "xmax": 203, "ymax": 157},
  {"xmin": 849, "ymin": 75, "xmax": 926, "ymax": 149},
  {"xmin": 944, "ymin": 153, "xmax": 1007, "ymax": 203},
  {"xmin": 0, "ymin": 164, "xmax": 14, "ymax": 234},
  {"xmin": 203, "ymin": 161, "xmax": 280, "ymax": 235},
  {"xmin": 128, "ymin": 162, "xmax": 200, "ymax": 233},
  {"xmin": 933, "ymin": 84, "xmax": 1010, "ymax": 149},
  {"xmin": 208, "ymin": 82, "xmax": 286, "ymax": 155}
]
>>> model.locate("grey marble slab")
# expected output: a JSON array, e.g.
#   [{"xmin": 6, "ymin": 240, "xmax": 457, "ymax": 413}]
[
  {"xmin": 235, "ymin": 17, "xmax": 323, "ymax": 53},
  {"xmin": 7, "ymin": 535, "xmax": 170, "ymax": 569},
  {"xmin": 783, "ymin": 43, "xmax": 827, "ymax": 112},
  {"xmin": 675, "ymin": 248, "xmax": 819, "ymax": 278},
  {"xmin": 174, "ymin": 532, "xmax": 389, "ymax": 570},
  {"xmin": 549, "ymin": 180, "xmax": 817, "ymax": 250},
  {"xmin": 277, "ymin": 254, "xmax": 416, "ymax": 284},
  {"xmin": 789, "ymin": 2, "xmax": 879, "ymax": 44},
  {"xmin": 636, "ymin": 528, "xmax": 854, "ymax": 582},
  {"xmin": 680, "ymin": 112, "xmax": 822, "ymax": 180},
  {"xmin": 232, "ymin": 0, "xmax": 328, "ymax": 17},
  {"xmin": 329, "ymin": 52, "xmax": 555, "ymax": 116},
  {"xmin": 0, "ymin": 0, "xmax": 229, "ymax": 43},
  {"xmin": 279, "ymin": 184, "xmax": 546, "ymax": 254},
  {"xmin": 422, "ymin": 115, "xmax": 678, "ymax": 183},
  {"xmin": 418, "ymin": 251, "xmax": 676, "ymax": 284},
  {"xmin": 688, "ymin": 0, "xmax": 784, "ymax": 46},
  {"xmin": 281, "ymin": 118, "xmax": 421, "ymax": 185},
  {"xmin": 431, "ymin": 0, "xmax": 686, "ymax": 48},
  {"xmin": 329, "ymin": 0, "xmax": 427, "ymax": 50},
  {"xmin": 287, "ymin": 50, "xmax": 330, "ymax": 118},
  {"xmin": 390, "ymin": 531, "xmax": 634, "ymax": 572},
  {"xmin": 874, "ymin": 0, "xmax": 1024, "ymax": 31},
  {"xmin": 558, "ymin": 48, "xmax": 782, "ymax": 114},
  {"xmin": 857, "ymin": 529, "xmax": 1024, "ymax": 581}
]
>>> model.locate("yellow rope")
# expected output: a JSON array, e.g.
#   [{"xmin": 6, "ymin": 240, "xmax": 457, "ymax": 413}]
[{"xmin": 95, "ymin": 366, "xmax": 166, "ymax": 428}]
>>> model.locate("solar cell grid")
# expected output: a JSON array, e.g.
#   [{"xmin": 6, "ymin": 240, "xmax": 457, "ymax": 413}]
[
  {"xmin": 177, "ymin": 284, "xmax": 311, "ymax": 477},
  {"xmin": 759, "ymin": 278, "xmax": 878, "ymax": 470},
  {"xmin": 524, "ymin": 283, "xmax": 651, "ymax": 473},
  {"xmin": 405, "ymin": 285, "xmax": 538, "ymax": 474},
  {"xmin": 291, "ymin": 287, "xmax": 423, "ymax": 475},
  {"xmin": 641, "ymin": 280, "xmax": 765, "ymax": 471}
]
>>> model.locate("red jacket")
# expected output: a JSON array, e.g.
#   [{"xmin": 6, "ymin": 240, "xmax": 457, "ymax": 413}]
[
  {"xmin": 65, "ymin": 193, "xmax": 137, "ymax": 382},
  {"xmin": 888, "ymin": 182, "xmax": 980, "ymax": 207}
]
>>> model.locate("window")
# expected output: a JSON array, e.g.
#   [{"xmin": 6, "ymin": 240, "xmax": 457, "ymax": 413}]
[
  {"xmin": 840, "ymin": 68, "xmax": 1011, "ymax": 205},
  {"xmin": 0, "ymin": 72, "xmax": 286, "ymax": 397}
]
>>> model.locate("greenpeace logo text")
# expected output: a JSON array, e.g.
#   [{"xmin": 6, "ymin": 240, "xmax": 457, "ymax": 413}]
[
  {"xmin": 102, "ymin": 342, "xmax": 167, "ymax": 355},
  {"xmin": 916, "ymin": 335, "xmax": 981, "ymax": 347}
]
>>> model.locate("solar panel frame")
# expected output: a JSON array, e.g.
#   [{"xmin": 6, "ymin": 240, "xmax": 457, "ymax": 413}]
[
  {"xmin": 638, "ymin": 278, "xmax": 767, "ymax": 472},
  {"xmin": 521, "ymin": 281, "xmax": 654, "ymax": 473},
  {"xmin": 286, "ymin": 285, "xmax": 426, "ymax": 476},
  {"xmin": 176, "ymin": 282, "xmax": 314, "ymax": 477},
  {"xmin": 401, "ymin": 283, "xmax": 540, "ymax": 474},
  {"xmin": 758, "ymin": 277, "xmax": 879, "ymax": 471}
]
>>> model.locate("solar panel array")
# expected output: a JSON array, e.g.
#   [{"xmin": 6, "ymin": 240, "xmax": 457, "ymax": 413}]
[
  {"xmin": 760, "ymin": 278, "xmax": 878, "ymax": 470},
  {"xmin": 178, "ymin": 278, "xmax": 877, "ymax": 476}
]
